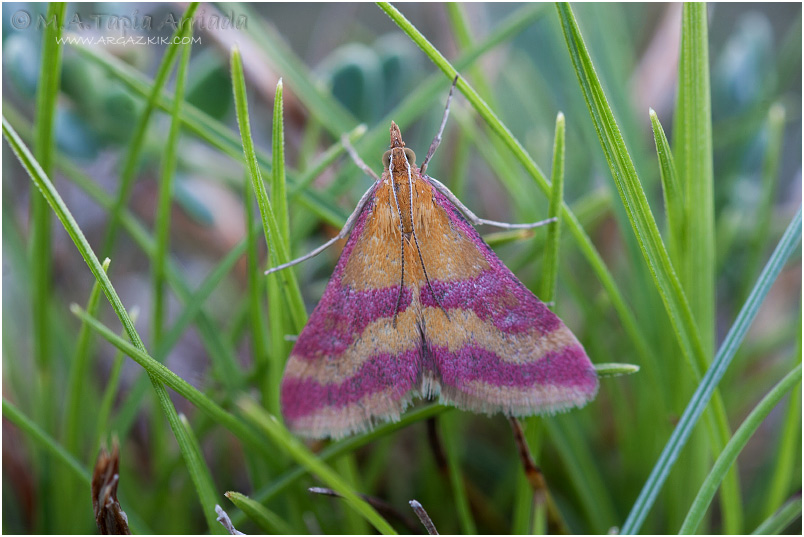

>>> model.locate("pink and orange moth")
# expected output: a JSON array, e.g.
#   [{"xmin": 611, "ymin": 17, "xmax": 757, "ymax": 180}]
[{"xmin": 268, "ymin": 80, "xmax": 598, "ymax": 439}]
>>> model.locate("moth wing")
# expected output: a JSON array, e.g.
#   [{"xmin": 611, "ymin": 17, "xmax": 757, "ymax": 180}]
[
  {"xmin": 280, "ymin": 184, "xmax": 422, "ymax": 439},
  {"xmin": 415, "ymin": 181, "xmax": 599, "ymax": 416}
]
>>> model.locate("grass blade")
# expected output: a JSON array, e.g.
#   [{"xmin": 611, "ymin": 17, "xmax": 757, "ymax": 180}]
[
  {"xmin": 439, "ymin": 416, "xmax": 477, "ymax": 534},
  {"xmin": 539, "ymin": 112, "xmax": 566, "ymax": 303},
  {"xmin": 228, "ymin": 404, "xmax": 449, "ymax": 527},
  {"xmin": 556, "ymin": 4, "xmax": 742, "ymax": 530},
  {"xmin": 153, "ymin": 24, "xmax": 193, "ymax": 343},
  {"xmin": 649, "ymin": 109, "xmax": 684, "ymax": 267},
  {"xmin": 67, "ymin": 305, "xmax": 270, "ymax": 458},
  {"xmin": 673, "ymin": 3, "xmax": 716, "ymax": 357},
  {"xmin": 177, "ymin": 414, "xmax": 227, "ymax": 534},
  {"xmin": 621, "ymin": 207, "xmax": 802, "ymax": 534},
  {"xmin": 752, "ymin": 497, "xmax": 803, "ymax": 535},
  {"xmin": 231, "ymin": 47, "xmax": 307, "ymax": 333},
  {"xmin": 680, "ymin": 364, "xmax": 802, "ymax": 533},
  {"xmin": 224, "ymin": 491, "xmax": 294, "ymax": 534},
  {"xmin": 238, "ymin": 398, "xmax": 397, "ymax": 535},
  {"xmin": 100, "ymin": 2, "xmax": 200, "ymax": 255},
  {"xmin": 3, "ymin": 398, "xmax": 89, "ymax": 486},
  {"xmin": 266, "ymin": 79, "xmax": 290, "ymax": 417},
  {"xmin": 64, "ymin": 258, "xmax": 110, "ymax": 456}
]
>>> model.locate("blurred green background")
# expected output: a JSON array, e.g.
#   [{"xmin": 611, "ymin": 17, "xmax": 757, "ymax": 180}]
[{"xmin": 2, "ymin": 2, "xmax": 801, "ymax": 534}]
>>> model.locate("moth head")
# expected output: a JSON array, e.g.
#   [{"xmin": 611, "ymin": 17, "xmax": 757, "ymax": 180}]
[{"xmin": 382, "ymin": 147, "xmax": 416, "ymax": 168}]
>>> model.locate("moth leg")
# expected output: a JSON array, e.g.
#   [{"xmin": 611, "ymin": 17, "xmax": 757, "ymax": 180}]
[
  {"xmin": 342, "ymin": 134, "xmax": 380, "ymax": 182},
  {"xmin": 427, "ymin": 176, "xmax": 557, "ymax": 230},
  {"xmin": 265, "ymin": 183, "xmax": 376, "ymax": 275},
  {"xmin": 420, "ymin": 75, "xmax": 459, "ymax": 176}
]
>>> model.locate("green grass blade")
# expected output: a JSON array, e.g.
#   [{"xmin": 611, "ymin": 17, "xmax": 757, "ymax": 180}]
[
  {"xmin": 225, "ymin": 491, "xmax": 294, "ymax": 534},
  {"xmin": 238, "ymin": 399, "xmax": 397, "ymax": 534},
  {"xmin": 539, "ymin": 112, "xmax": 565, "ymax": 303},
  {"xmin": 649, "ymin": 109, "xmax": 684, "ymax": 267},
  {"xmin": 673, "ymin": 3, "xmax": 716, "ymax": 358},
  {"xmin": 229, "ymin": 404, "xmax": 449, "ymax": 527},
  {"xmin": 177, "ymin": 414, "xmax": 227, "ymax": 534},
  {"xmin": 100, "ymin": 2, "xmax": 200, "ymax": 255},
  {"xmin": 556, "ymin": 5, "xmax": 743, "ymax": 529},
  {"xmin": 377, "ymin": 1, "xmax": 656, "ymax": 383},
  {"xmin": 64, "ymin": 257, "xmax": 110, "ymax": 455},
  {"xmin": 272, "ymin": 80, "xmax": 290, "ymax": 250},
  {"xmin": 4, "ymin": 102, "xmax": 246, "ymax": 394},
  {"xmin": 231, "ymin": 47, "xmax": 307, "ymax": 333},
  {"xmin": 93, "ymin": 339, "xmax": 127, "ymax": 459},
  {"xmin": 4, "ymin": 113, "xmax": 232, "ymax": 534},
  {"xmin": 245, "ymin": 181, "xmax": 270, "ymax": 405},
  {"xmin": 3, "ymin": 398, "xmax": 90, "ymax": 485},
  {"xmin": 761, "ymin": 342, "xmax": 802, "ymax": 519},
  {"xmin": 153, "ymin": 24, "xmax": 193, "ymax": 343},
  {"xmin": 67, "ymin": 305, "xmax": 271, "ymax": 458},
  {"xmin": 621, "ymin": 207, "xmax": 802, "ymax": 534},
  {"xmin": 744, "ymin": 104, "xmax": 786, "ymax": 301},
  {"xmin": 752, "ymin": 497, "xmax": 803, "ymax": 535},
  {"xmin": 31, "ymin": 1, "xmax": 66, "ymax": 441},
  {"xmin": 267, "ymin": 79, "xmax": 290, "ymax": 417},
  {"xmin": 439, "ymin": 415, "xmax": 477, "ymax": 534},
  {"xmin": 680, "ymin": 364, "xmax": 802, "ymax": 534}
]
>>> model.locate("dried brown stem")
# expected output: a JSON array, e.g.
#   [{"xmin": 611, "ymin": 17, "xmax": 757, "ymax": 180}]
[
  {"xmin": 409, "ymin": 499, "xmax": 439, "ymax": 535},
  {"xmin": 508, "ymin": 417, "xmax": 570, "ymax": 535}
]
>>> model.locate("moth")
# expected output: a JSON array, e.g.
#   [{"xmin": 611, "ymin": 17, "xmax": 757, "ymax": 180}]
[{"xmin": 268, "ymin": 80, "xmax": 598, "ymax": 439}]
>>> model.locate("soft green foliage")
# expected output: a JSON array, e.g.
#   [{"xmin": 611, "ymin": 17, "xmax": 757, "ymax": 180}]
[{"xmin": 2, "ymin": 3, "xmax": 801, "ymax": 535}]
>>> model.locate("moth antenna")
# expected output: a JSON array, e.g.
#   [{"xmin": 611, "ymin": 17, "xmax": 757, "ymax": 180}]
[
  {"xmin": 420, "ymin": 75, "xmax": 459, "ymax": 175},
  {"xmin": 428, "ymin": 176, "xmax": 557, "ymax": 230},
  {"xmin": 265, "ymin": 183, "xmax": 376, "ymax": 275},
  {"xmin": 341, "ymin": 133, "xmax": 380, "ymax": 182}
]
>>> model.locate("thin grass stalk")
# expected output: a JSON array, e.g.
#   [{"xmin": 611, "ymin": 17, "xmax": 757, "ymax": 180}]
[
  {"xmin": 245, "ymin": 181, "xmax": 271, "ymax": 405},
  {"xmin": 93, "ymin": 344, "xmax": 127, "ymax": 460},
  {"xmin": 335, "ymin": 455, "xmax": 371, "ymax": 534},
  {"xmin": 237, "ymin": 399, "xmax": 397, "ymax": 534},
  {"xmin": 64, "ymin": 258, "xmax": 110, "ymax": 455},
  {"xmin": 743, "ymin": 104, "xmax": 786, "ymax": 302},
  {"xmin": 621, "ymin": 207, "xmax": 802, "ymax": 534},
  {"xmin": 539, "ymin": 113, "xmax": 565, "ymax": 303},
  {"xmin": 3, "ymin": 398, "xmax": 90, "ymax": 485},
  {"xmin": 649, "ymin": 110, "xmax": 684, "ymax": 269},
  {"xmin": 224, "ymin": 491, "xmax": 295, "ymax": 534},
  {"xmin": 100, "ymin": 2, "xmax": 199, "ymax": 256},
  {"xmin": 377, "ymin": 1, "xmax": 656, "ymax": 385},
  {"xmin": 31, "ymin": 6, "xmax": 68, "ymax": 527},
  {"xmin": 673, "ymin": 3, "xmax": 716, "ymax": 357},
  {"xmin": 439, "ymin": 416, "xmax": 477, "ymax": 534},
  {"xmin": 231, "ymin": 47, "xmax": 307, "ymax": 333},
  {"xmin": 266, "ymin": 79, "xmax": 289, "ymax": 417},
  {"xmin": 66, "ymin": 305, "xmax": 272, "ymax": 458},
  {"xmin": 3, "ymin": 106, "xmax": 245, "ymax": 394},
  {"xmin": 752, "ymin": 497, "xmax": 803, "ymax": 535},
  {"xmin": 178, "ymin": 414, "xmax": 227, "ymax": 534},
  {"xmin": 153, "ymin": 24, "xmax": 193, "ymax": 343},
  {"xmin": 680, "ymin": 364, "xmax": 802, "ymax": 533},
  {"xmin": 555, "ymin": 5, "xmax": 743, "ymax": 530},
  {"xmin": 761, "ymin": 314, "xmax": 802, "ymax": 520},
  {"xmin": 2, "ymin": 118, "xmax": 235, "ymax": 532},
  {"xmin": 228, "ymin": 404, "xmax": 449, "ymax": 527}
]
